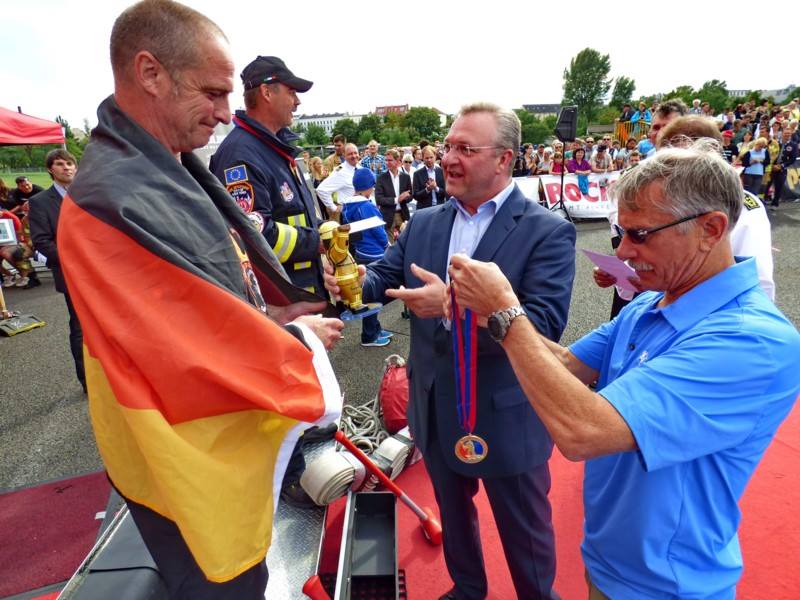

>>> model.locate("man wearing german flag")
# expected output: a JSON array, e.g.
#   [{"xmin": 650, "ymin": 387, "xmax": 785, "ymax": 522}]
[{"xmin": 56, "ymin": 0, "xmax": 343, "ymax": 597}]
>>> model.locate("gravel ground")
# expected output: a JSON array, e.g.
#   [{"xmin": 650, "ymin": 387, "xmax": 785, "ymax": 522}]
[{"xmin": 1, "ymin": 205, "xmax": 798, "ymax": 491}]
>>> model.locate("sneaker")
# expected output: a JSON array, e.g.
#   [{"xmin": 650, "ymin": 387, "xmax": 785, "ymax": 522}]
[
  {"xmin": 379, "ymin": 329, "xmax": 394, "ymax": 338},
  {"xmin": 2, "ymin": 275, "xmax": 17, "ymax": 288},
  {"xmin": 361, "ymin": 335, "xmax": 391, "ymax": 348},
  {"xmin": 15, "ymin": 276, "xmax": 29, "ymax": 287},
  {"xmin": 25, "ymin": 277, "xmax": 42, "ymax": 289}
]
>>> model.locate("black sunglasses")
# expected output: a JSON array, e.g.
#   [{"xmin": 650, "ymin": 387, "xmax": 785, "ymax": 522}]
[{"xmin": 613, "ymin": 212, "xmax": 709, "ymax": 244}]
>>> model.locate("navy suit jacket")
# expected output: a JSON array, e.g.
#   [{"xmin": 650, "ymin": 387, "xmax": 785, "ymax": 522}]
[
  {"xmin": 375, "ymin": 170, "xmax": 412, "ymax": 226},
  {"xmin": 29, "ymin": 185, "xmax": 67, "ymax": 293},
  {"xmin": 363, "ymin": 185, "xmax": 576, "ymax": 477},
  {"xmin": 412, "ymin": 165, "xmax": 446, "ymax": 209}
]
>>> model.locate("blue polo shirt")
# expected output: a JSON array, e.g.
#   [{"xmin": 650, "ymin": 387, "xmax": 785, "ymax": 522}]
[{"xmin": 570, "ymin": 257, "xmax": 800, "ymax": 599}]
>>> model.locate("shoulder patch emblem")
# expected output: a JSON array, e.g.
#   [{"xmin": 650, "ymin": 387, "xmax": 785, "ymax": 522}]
[
  {"xmin": 224, "ymin": 164, "xmax": 249, "ymax": 185},
  {"xmin": 280, "ymin": 181, "xmax": 295, "ymax": 203},
  {"xmin": 227, "ymin": 182, "xmax": 254, "ymax": 212},
  {"xmin": 742, "ymin": 194, "xmax": 760, "ymax": 211},
  {"xmin": 247, "ymin": 211, "xmax": 265, "ymax": 232}
]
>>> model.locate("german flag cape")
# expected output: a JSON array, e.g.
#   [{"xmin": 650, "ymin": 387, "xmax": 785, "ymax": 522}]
[{"xmin": 58, "ymin": 97, "xmax": 341, "ymax": 582}]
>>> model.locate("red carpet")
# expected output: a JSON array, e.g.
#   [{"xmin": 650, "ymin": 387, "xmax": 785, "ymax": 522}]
[
  {"xmin": 0, "ymin": 471, "xmax": 111, "ymax": 597},
  {"xmin": 322, "ymin": 400, "xmax": 800, "ymax": 599}
]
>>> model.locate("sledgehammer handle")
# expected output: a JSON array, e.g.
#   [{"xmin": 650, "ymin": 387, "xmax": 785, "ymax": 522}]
[{"xmin": 334, "ymin": 430, "xmax": 424, "ymax": 517}]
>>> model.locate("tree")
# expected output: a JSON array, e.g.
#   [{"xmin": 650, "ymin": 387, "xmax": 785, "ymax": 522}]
[
  {"xmin": 663, "ymin": 85, "xmax": 695, "ymax": 107},
  {"xmin": 514, "ymin": 109, "xmax": 553, "ymax": 145},
  {"xmin": 381, "ymin": 127, "xmax": 412, "ymax": 147},
  {"xmin": 609, "ymin": 76, "xmax": 636, "ymax": 109},
  {"xmin": 303, "ymin": 123, "xmax": 329, "ymax": 147},
  {"xmin": 402, "ymin": 107, "xmax": 442, "ymax": 141},
  {"xmin": 356, "ymin": 114, "xmax": 383, "ymax": 142},
  {"xmin": 696, "ymin": 79, "xmax": 729, "ymax": 113},
  {"xmin": 331, "ymin": 118, "xmax": 359, "ymax": 144},
  {"xmin": 562, "ymin": 48, "xmax": 612, "ymax": 124}
]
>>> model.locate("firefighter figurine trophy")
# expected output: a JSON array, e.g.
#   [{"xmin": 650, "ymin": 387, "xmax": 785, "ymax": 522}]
[{"xmin": 319, "ymin": 218, "xmax": 383, "ymax": 321}]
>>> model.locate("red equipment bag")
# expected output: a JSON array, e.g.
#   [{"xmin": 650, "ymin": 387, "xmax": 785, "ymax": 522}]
[{"xmin": 379, "ymin": 354, "xmax": 409, "ymax": 433}]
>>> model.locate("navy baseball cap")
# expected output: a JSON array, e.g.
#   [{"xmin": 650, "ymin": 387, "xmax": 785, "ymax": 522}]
[{"xmin": 241, "ymin": 56, "xmax": 313, "ymax": 92}]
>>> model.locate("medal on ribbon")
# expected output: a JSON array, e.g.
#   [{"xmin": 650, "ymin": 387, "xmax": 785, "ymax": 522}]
[{"xmin": 451, "ymin": 287, "xmax": 488, "ymax": 463}]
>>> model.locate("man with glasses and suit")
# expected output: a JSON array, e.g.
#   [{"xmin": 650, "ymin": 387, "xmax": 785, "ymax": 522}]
[
  {"xmin": 448, "ymin": 140, "xmax": 800, "ymax": 600},
  {"xmin": 337, "ymin": 102, "xmax": 576, "ymax": 599}
]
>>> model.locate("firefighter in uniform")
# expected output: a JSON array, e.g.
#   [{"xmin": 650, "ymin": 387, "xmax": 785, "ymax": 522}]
[
  {"xmin": 211, "ymin": 56, "xmax": 329, "ymax": 508},
  {"xmin": 211, "ymin": 55, "xmax": 324, "ymax": 294}
]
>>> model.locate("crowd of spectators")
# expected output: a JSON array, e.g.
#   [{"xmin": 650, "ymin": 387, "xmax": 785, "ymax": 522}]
[{"xmin": 0, "ymin": 176, "xmax": 43, "ymax": 289}]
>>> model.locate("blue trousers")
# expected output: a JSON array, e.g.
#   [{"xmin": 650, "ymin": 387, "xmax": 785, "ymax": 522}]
[{"xmin": 423, "ymin": 411, "xmax": 558, "ymax": 599}]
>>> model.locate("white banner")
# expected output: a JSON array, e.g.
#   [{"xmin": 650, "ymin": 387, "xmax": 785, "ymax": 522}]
[
  {"xmin": 539, "ymin": 173, "xmax": 620, "ymax": 218},
  {"xmin": 513, "ymin": 176, "xmax": 540, "ymax": 202}
]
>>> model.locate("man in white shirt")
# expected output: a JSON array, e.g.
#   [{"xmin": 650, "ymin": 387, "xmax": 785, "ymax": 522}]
[{"xmin": 316, "ymin": 143, "xmax": 360, "ymax": 214}]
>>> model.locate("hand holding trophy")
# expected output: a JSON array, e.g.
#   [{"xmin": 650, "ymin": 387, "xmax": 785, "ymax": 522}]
[{"xmin": 319, "ymin": 219, "xmax": 383, "ymax": 321}]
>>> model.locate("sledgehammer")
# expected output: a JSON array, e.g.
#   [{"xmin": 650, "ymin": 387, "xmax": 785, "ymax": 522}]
[{"xmin": 334, "ymin": 429, "xmax": 442, "ymax": 545}]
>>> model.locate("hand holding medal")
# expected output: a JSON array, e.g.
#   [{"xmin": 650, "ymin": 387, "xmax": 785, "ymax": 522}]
[{"xmin": 450, "ymin": 285, "xmax": 488, "ymax": 464}]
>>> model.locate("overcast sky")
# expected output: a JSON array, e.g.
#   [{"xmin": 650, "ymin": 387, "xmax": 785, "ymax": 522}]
[{"xmin": 2, "ymin": 0, "xmax": 797, "ymax": 130}]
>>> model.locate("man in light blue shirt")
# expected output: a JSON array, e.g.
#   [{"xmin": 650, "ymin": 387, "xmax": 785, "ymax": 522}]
[{"xmin": 448, "ymin": 140, "xmax": 800, "ymax": 599}]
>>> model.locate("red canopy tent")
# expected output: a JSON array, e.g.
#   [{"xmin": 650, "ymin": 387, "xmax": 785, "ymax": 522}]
[{"xmin": 0, "ymin": 106, "xmax": 65, "ymax": 146}]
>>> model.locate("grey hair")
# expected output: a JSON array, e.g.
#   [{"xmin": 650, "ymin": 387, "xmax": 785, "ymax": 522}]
[
  {"xmin": 610, "ymin": 139, "xmax": 741, "ymax": 232},
  {"xmin": 455, "ymin": 102, "xmax": 521, "ymax": 173}
]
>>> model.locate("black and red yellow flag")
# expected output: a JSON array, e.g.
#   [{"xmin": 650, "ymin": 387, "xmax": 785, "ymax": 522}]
[{"xmin": 58, "ymin": 97, "xmax": 340, "ymax": 582}]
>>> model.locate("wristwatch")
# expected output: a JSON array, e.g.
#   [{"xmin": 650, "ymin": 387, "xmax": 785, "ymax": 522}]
[{"xmin": 487, "ymin": 305, "xmax": 526, "ymax": 342}]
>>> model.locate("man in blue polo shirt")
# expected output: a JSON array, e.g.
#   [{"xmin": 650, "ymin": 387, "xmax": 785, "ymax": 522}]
[{"xmin": 447, "ymin": 140, "xmax": 800, "ymax": 599}]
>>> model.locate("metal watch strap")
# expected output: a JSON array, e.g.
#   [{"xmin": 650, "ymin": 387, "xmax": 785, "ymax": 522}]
[{"xmin": 489, "ymin": 305, "xmax": 525, "ymax": 342}]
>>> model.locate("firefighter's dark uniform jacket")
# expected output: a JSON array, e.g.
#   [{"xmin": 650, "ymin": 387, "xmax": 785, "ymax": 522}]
[{"xmin": 210, "ymin": 111, "xmax": 323, "ymax": 292}]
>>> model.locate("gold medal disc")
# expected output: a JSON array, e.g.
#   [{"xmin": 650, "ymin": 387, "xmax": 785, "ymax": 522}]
[{"xmin": 454, "ymin": 434, "xmax": 489, "ymax": 464}]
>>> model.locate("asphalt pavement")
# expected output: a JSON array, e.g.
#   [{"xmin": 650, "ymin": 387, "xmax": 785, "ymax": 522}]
[{"xmin": 1, "ymin": 206, "xmax": 798, "ymax": 491}]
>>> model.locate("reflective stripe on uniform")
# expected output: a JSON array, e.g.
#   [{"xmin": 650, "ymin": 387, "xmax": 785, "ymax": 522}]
[
  {"xmin": 286, "ymin": 214, "xmax": 307, "ymax": 227},
  {"xmin": 293, "ymin": 261, "xmax": 311, "ymax": 270},
  {"xmin": 272, "ymin": 222, "xmax": 298, "ymax": 263}
]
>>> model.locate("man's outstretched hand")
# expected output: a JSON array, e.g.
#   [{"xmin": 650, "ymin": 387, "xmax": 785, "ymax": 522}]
[{"xmin": 386, "ymin": 263, "xmax": 446, "ymax": 319}]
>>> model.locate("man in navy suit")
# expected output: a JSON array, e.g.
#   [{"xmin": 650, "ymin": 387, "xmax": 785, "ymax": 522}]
[
  {"xmin": 28, "ymin": 149, "xmax": 86, "ymax": 392},
  {"xmin": 375, "ymin": 149, "xmax": 413, "ymax": 239},
  {"xmin": 412, "ymin": 145, "xmax": 447, "ymax": 210},
  {"xmin": 358, "ymin": 103, "xmax": 576, "ymax": 599}
]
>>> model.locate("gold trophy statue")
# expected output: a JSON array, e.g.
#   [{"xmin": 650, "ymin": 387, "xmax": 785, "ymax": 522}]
[{"xmin": 319, "ymin": 219, "xmax": 383, "ymax": 321}]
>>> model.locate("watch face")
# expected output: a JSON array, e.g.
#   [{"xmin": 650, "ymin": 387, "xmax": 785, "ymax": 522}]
[{"xmin": 487, "ymin": 314, "xmax": 504, "ymax": 339}]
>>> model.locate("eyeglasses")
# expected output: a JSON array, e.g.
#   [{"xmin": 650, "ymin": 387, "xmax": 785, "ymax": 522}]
[
  {"xmin": 403, "ymin": 160, "xmax": 412, "ymax": 163},
  {"xmin": 442, "ymin": 143, "xmax": 504, "ymax": 157},
  {"xmin": 613, "ymin": 212, "xmax": 709, "ymax": 244}
]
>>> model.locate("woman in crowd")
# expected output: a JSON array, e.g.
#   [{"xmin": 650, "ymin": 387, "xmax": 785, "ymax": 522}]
[
  {"xmin": 567, "ymin": 147, "xmax": 592, "ymax": 195},
  {"xmin": 740, "ymin": 137, "xmax": 770, "ymax": 195},
  {"xmin": 567, "ymin": 148, "xmax": 591, "ymax": 174},
  {"xmin": 535, "ymin": 148, "xmax": 553, "ymax": 175},
  {"xmin": 307, "ymin": 156, "xmax": 328, "ymax": 188},
  {"xmin": 618, "ymin": 136, "xmax": 638, "ymax": 166},
  {"xmin": 521, "ymin": 144, "xmax": 535, "ymax": 172},
  {"xmin": 761, "ymin": 133, "xmax": 782, "ymax": 201},
  {"xmin": 735, "ymin": 130, "xmax": 754, "ymax": 164},
  {"xmin": 401, "ymin": 153, "xmax": 416, "ymax": 179}
]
